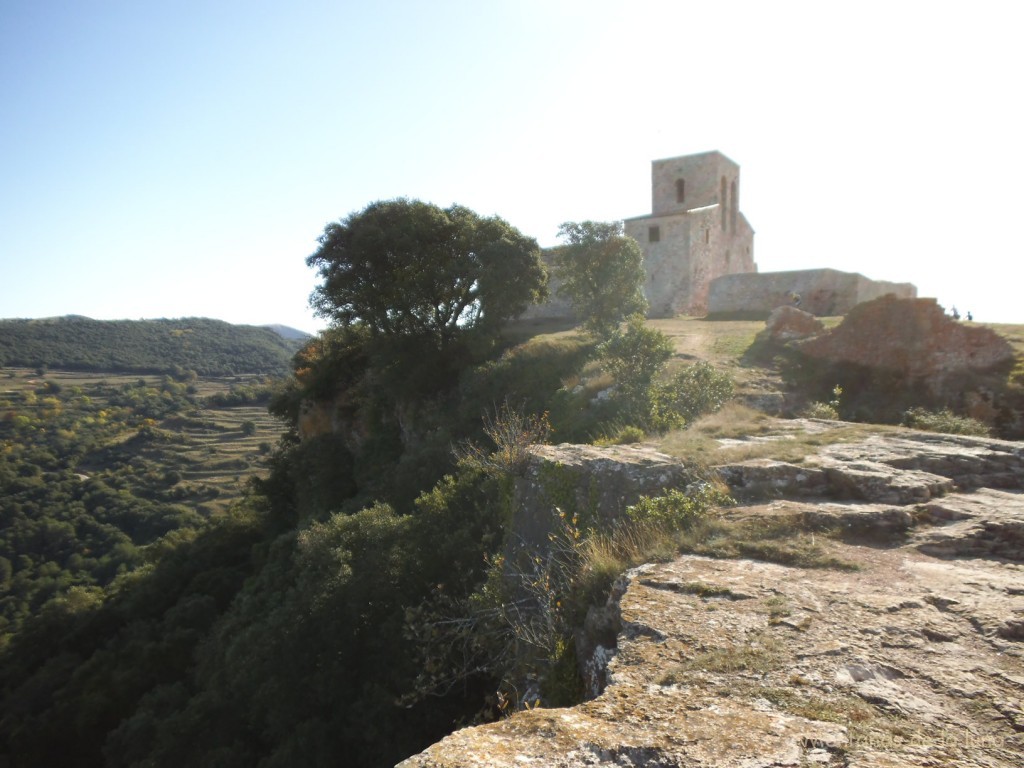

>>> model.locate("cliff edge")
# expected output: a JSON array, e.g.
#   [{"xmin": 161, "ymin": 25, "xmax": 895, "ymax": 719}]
[{"xmin": 399, "ymin": 424, "xmax": 1024, "ymax": 767}]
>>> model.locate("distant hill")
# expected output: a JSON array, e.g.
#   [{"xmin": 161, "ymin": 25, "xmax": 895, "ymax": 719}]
[
  {"xmin": 262, "ymin": 323, "xmax": 313, "ymax": 341},
  {"xmin": 0, "ymin": 316, "xmax": 305, "ymax": 376}
]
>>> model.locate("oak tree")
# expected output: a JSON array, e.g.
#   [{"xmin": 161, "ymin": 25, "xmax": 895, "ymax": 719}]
[{"xmin": 307, "ymin": 199, "xmax": 546, "ymax": 348}]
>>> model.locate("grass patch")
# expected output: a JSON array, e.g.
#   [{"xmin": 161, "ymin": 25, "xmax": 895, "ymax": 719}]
[
  {"xmin": 711, "ymin": 330, "xmax": 759, "ymax": 359},
  {"xmin": 660, "ymin": 411, "xmax": 902, "ymax": 468},
  {"xmin": 763, "ymin": 594, "xmax": 791, "ymax": 622},
  {"xmin": 684, "ymin": 402, "xmax": 776, "ymax": 438},
  {"xmin": 674, "ymin": 515, "xmax": 859, "ymax": 571},
  {"xmin": 659, "ymin": 632, "xmax": 785, "ymax": 682},
  {"xmin": 760, "ymin": 687, "xmax": 877, "ymax": 724}
]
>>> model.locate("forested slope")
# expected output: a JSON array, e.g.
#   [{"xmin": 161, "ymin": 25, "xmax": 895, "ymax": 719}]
[
  {"xmin": 0, "ymin": 316, "xmax": 302, "ymax": 376},
  {"xmin": 0, "ymin": 208, "xmax": 735, "ymax": 767}
]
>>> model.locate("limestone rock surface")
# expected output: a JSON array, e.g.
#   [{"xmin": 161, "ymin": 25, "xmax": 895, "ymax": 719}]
[
  {"xmin": 508, "ymin": 443, "xmax": 695, "ymax": 558},
  {"xmin": 399, "ymin": 424, "xmax": 1024, "ymax": 768}
]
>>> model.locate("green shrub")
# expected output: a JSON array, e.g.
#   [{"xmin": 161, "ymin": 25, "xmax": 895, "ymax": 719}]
[
  {"xmin": 803, "ymin": 384, "xmax": 842, "ymax": 420},
  {"xmin": 626, "ymin": 483, "xmax": 732, "ymax": 529},
  {"xmin": 597, "ymin": 318, "xmax": 733, "ymax": 433},
  {"xmin": 803, "ymin": 401, "xmax": 839, "ymax": 419},
  {"xmin": 903, "ymin": 407, "xmax": 991, "ymax": 436},
  {"xmin": 652, "ymin": 361, "xmax": 734, "ymax": 430},
  {"xmin": 598, "ymin": 316, "xmax": 673, "ymax": 405}
]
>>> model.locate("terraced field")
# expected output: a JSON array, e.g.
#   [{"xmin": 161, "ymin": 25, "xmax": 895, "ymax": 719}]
[{"xmin": 1, "ymin": 368, "xmax": 288, "ymax": 514}]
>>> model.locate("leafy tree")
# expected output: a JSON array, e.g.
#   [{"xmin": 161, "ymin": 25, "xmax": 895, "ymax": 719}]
[
  {"xmin": 552, "ymin": 221, "xmax": 647, "ymax": 337},
  {"xmin": 598, "ymin": 315, "xmax": 674, "ymax": 403},
  {"xmin": 307, "ymin": 199, "xmax": 547, "ymax": 348},
  {"xmin": 598, "ymin": 316, "xmax": 674, "ymax": 425},
  {"xmin": 598, "ymin": 316, "xmax": 733, "ymax": 432}
]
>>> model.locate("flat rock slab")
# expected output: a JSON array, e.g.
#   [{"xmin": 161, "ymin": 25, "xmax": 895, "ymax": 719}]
[
  {"xmin": 719, "ymin": 427, "xmax": 1024, "ymax": 503},
  {"xmin": 401, "ymin": 544, "xmax": 1024, "ymax": 767},
  {"xmin": 400, "ymin": 425, "xmax": 1024, "ymax": 767}
]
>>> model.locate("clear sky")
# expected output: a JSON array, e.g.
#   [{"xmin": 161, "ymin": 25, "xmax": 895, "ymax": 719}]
[{"xmin": 2, "ymin": 0, "xmax": 1021, "ymax": 333}]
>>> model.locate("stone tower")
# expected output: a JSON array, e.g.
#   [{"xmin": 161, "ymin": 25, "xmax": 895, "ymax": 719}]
[{"xmin": 623, "ymin": 150, "xmax": 756, "ymax": 316}]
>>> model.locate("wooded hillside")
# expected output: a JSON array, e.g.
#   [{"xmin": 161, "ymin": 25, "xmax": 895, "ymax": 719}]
[{"xmin": 0, "ymin": 317, "xmax": 302, "ymax": 376}]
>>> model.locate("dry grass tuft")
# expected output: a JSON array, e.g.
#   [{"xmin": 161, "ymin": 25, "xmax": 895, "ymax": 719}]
[{"xmin": 673, "ymin": 514, "xmax": 859, "ymax": 571}]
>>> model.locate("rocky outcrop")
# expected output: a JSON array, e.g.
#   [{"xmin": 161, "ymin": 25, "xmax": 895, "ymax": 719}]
[
  {"xmin": 795, "ymin": 296, "xmax": 1014, "ymax": 387},
  {"xmin": 399, "ymin": 424, "xmax": 1024, "ymax": 767},
  {"xmin": 721, "ymin": 423, "xmax": 1024, "ymax": 503},
  {"xmin": 507, "ymin": 443, "xmax": 696, "ymax": 559},
  {"xmin": 764, "ymin": 306, "xmax": 825, "ymax": 342}
]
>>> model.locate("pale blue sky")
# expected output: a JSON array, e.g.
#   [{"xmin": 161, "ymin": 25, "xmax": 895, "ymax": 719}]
[{"xmin": 2, "ymin": 0, "xmax": 1021, "ymax": 333}]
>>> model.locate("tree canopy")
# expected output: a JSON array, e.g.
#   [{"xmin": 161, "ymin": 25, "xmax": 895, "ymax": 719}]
[
  {"xmin": 307, "ymin": 199, "xmax": 547, "ymax": 347},
  {"xmin": 552, "ymin": 220, "xmax": 647, "ymax": 337}
]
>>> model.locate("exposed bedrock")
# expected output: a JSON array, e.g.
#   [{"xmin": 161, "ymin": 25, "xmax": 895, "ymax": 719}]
[{"xmin": 399, "ymin": 425, "xmax": 1024, "ymax": 767}]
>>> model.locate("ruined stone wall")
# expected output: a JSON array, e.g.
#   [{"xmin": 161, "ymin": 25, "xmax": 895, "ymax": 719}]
[
  {"xmin": 795, "ymin": 295, "xmax": 1014, "ymax": 380},
  {"xmin": 853, "ymin": 274, "xmax": 918, "ymax": 305},
  {"xmin": 516, "ymin": 248, "xmax": 573, "ymax": 321},
  {"xmin": 707, "ymin": 268, "xmax": 917, "ymax": 317}
]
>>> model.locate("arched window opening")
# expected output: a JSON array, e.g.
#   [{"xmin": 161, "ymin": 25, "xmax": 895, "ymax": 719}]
[
  {"xmin": 730, "ymin": 179, "xmax": 738, "ymax": 233},
  {"xmin": 720, "ymin": 177, "xmax": 727, "ymax": 230},
  {"xmin": 676, "ymin": 179, "xmax": 685, "ymax": 204},
  {"xmin": 649, "ymin": 225, "xmax": 660, "ymax": 243}
]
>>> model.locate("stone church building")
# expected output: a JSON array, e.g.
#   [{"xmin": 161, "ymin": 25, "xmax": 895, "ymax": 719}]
[
  {"xmin": 623, "ymin": 150, "xmax": 755, "ymax": 316},
  {"xmin": 521, "ymin": 150, "xmax": 914, "ymax": 322}
]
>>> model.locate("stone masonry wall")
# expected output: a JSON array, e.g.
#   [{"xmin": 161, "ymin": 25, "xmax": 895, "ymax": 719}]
[
  {"xmin": 624, "ymin": 212, "xmax": 693, "ymax": 317},
  {"xmin": 651, "ymin": 151, "xmax": 731, "ymax": 215},
  {"xmin": 707, "ymin": 268, "xmax": 917, "ymax": 317}
]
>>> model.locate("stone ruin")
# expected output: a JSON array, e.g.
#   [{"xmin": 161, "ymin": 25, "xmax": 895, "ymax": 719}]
[
  {"xmin": 521, "ymin": 151, "xmax": 916, "ymax": 322},
  {"xmin": 708, "ymin": 267, "xmax": 917, "ymax": 318}
]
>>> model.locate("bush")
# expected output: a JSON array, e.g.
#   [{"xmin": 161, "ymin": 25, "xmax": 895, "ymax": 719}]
[
  {"xmin": 405, "ymin": 477, "xmax": 732, "ymax": 713},
  {"xmin": 802, "ymin": 385, "xmax": 842, "ymax": 420},
  {"xmin": 903, "ymin": 407, "xmax": 991, "ymax": 436},
  {"xmin": 597, "ymin": 319, "xmax": 733, "ymax": 433},
  {"xmin": 803, "ymin": 401, "xmax": 839, "ymax": 419},
  {"xmin": 625, "ymin": 483, "xmax": 732, "ymax": 529},
  {"xmin": 453, "ymin": 402, "xmax": 551, "ymax": 477},
  {"xmin": 652, "ymin": 362, "xmax": 734, "ymax": 430},
  {"xmin": 597, "ymin": 316, "xmax": 673, "ymax": 404}
]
